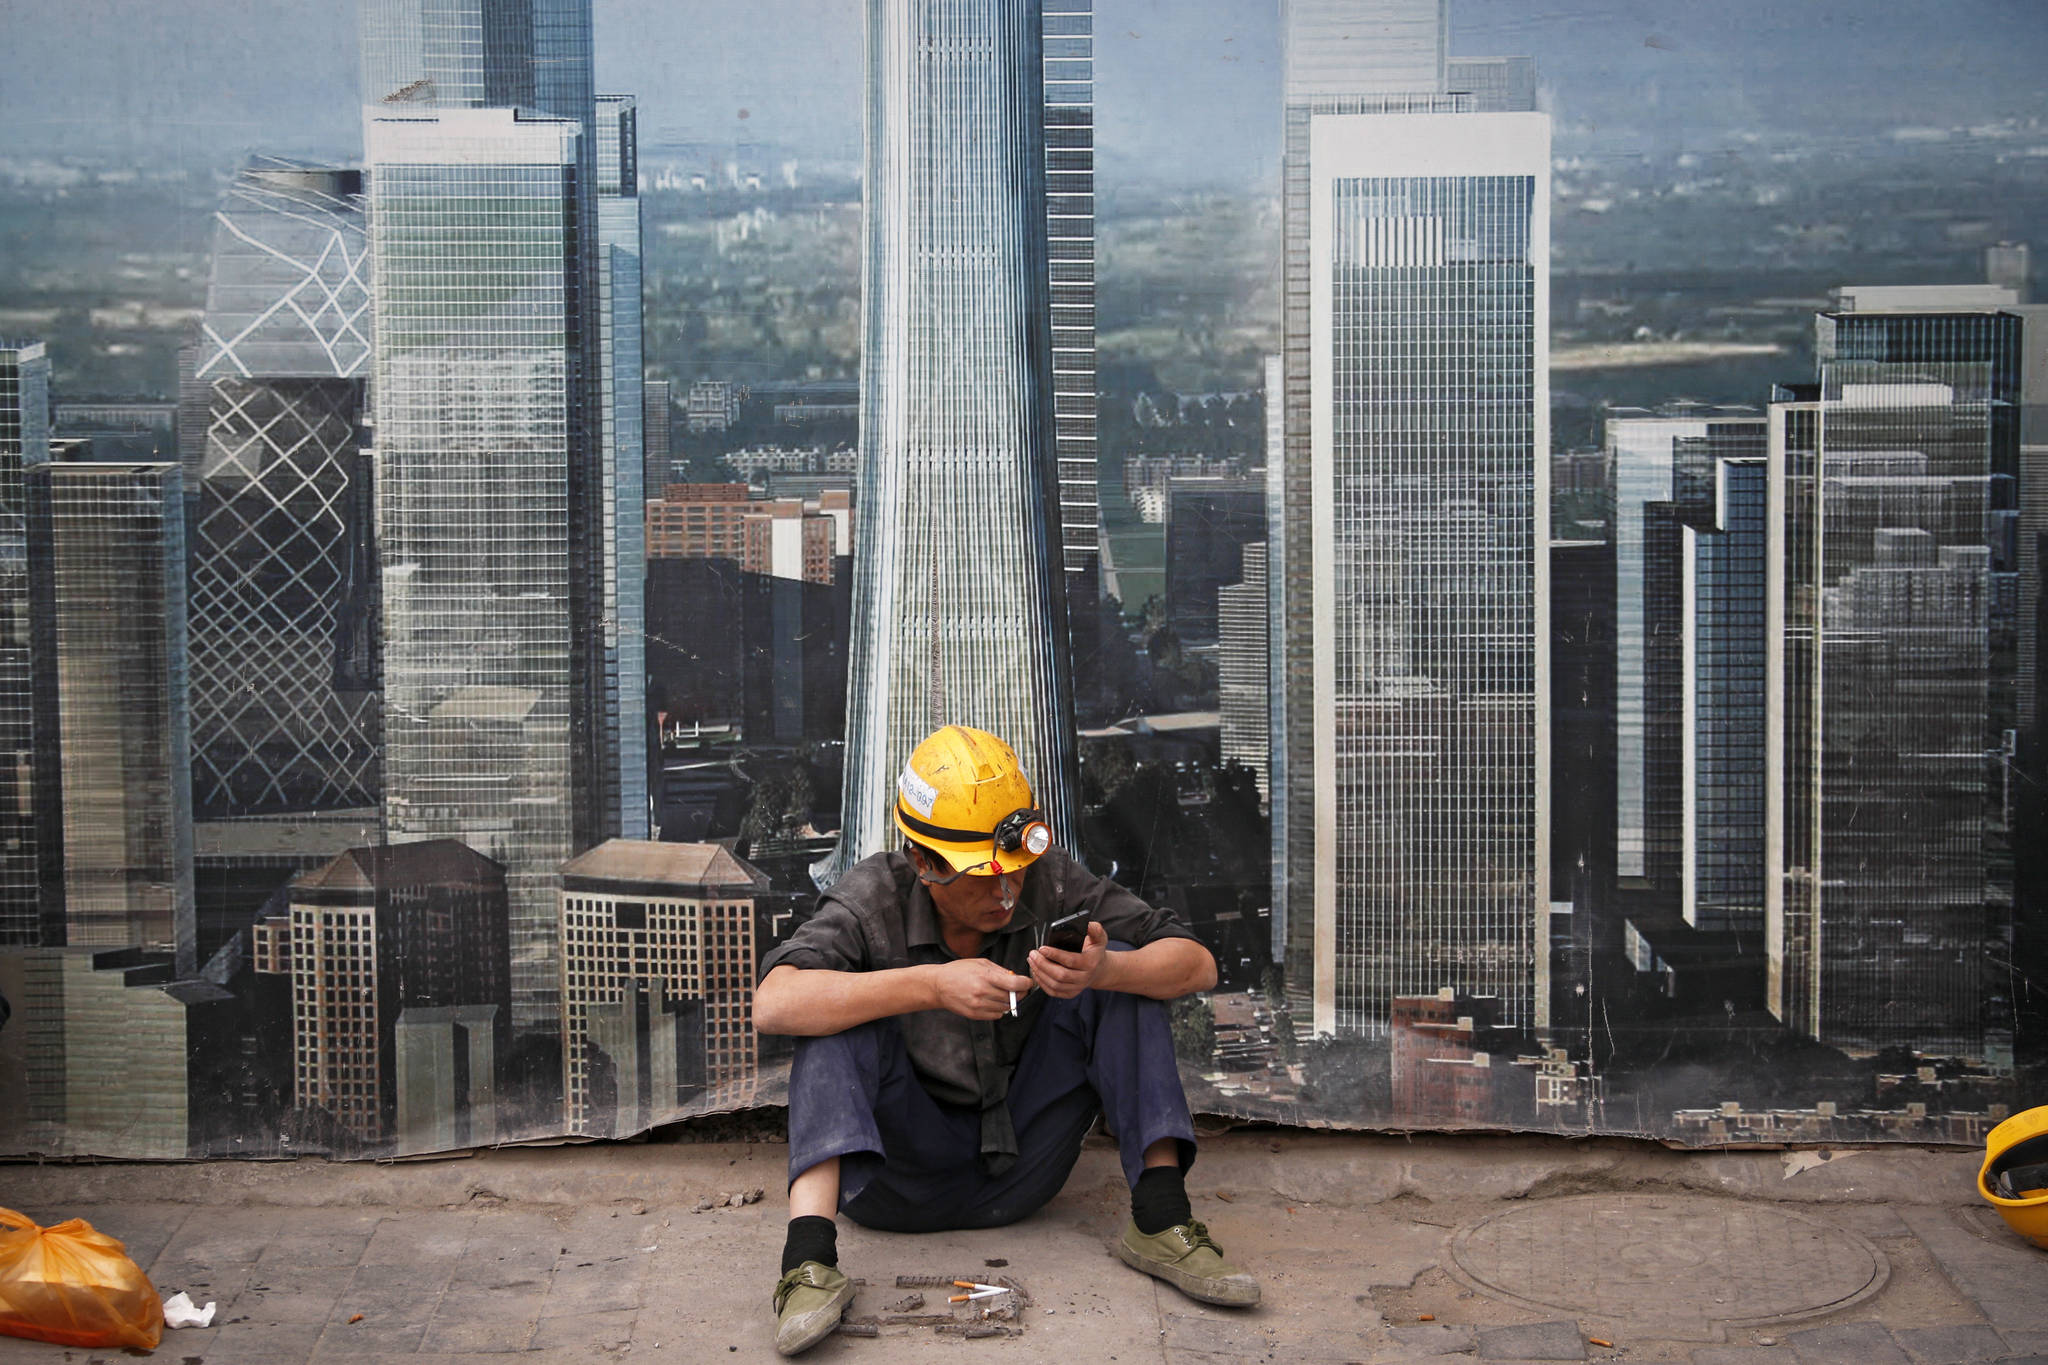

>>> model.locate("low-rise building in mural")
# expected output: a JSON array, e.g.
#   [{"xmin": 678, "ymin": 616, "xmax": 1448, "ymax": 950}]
[
  {"xmin": 558, "ymin": 839, "xmax": 768, "ymax": 1135},
  {"xmin": 257, "ymin": 839, "xmax": 510, "ymax": 1153}
]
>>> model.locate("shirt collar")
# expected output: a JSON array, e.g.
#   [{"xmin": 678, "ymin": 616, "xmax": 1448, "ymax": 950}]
[{"xmin": 905, "ymin": 876, "xmax": 944, "ymax": 951}]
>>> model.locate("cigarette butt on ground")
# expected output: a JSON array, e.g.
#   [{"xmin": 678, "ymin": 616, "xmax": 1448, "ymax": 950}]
[
  {"xmin": 1215, "ymin": 1191, "xmax": 1234, "ymax": 1202},
  {"xmin": 1590, "ymin": 1339, "xmax": 1614, "ymax": 1349},
  {"xmin": 1417, "ymin": 1313, "xmax": 1434, "ymax": 1321},
  {"xmin": 347, "ymin": 1314, "xmax": 365, "ymax": 1324}
]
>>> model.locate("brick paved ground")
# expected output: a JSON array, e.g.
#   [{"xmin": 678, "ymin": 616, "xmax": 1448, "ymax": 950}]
[{"xmin": 1, "ymin": 1134, "xmax": 2042, "ymax": 1363}]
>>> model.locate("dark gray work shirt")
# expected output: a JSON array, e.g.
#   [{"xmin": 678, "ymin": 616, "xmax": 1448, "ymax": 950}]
[{"xmin": 758, "ymin": 846, "xmax": 1198, "ymax": 1111}]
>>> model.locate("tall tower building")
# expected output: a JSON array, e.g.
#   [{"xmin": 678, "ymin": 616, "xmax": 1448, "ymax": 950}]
[
  {"xmin": 362, "ymin": 0, "xmax": 642, "ymax": 1033},
  {"xmin": 1604, "ymin": 406, "xmax": 1765, "ymax": 909},
  {"xmin": 1676, "ymin": 433, "xmax": 1770, "ymax": 936},
  {"xmin": 1768, "ymin": 302, "xmax": 2023, "ymax": 1052},
  {"xmin": 188, "ymin": 161, "xmax": 379, "ymax": 817},
  {"xmin": 365, "ymin": 105, "xmax": 583, "ymax": 1036},
  {"xmin": 1264, "ymin": 352, "xmax": 1289, "ymax": 962},
  {"xmin": 1043, "ymin": 0, "xmax": 1099, "ymax": 578},
  {"xmin": 1277, "ymin": 0, "xmax": 1550, "ymax": 1037},
  {"xmin": 1043, "ymin": 0, "xmax": 1106, "ymax": 718},
  {"xmin": 826, "ymin": 0, "xmax": 1081, "ymax": 879},
  {"xmin": 1763, "ymin": 387, "xmax": 1822, "ymax": 1033},
  {"xmin": 0, "ymin": 341, "xmax": 49, "ymax": 947},
  {"xmin": 1218, "ymin": 543, "xmax": 1270, "ymax": 799},
  {"xmin": 27, "ymin": 454, "xmax": 196, "ymax": 974},
  {"xmin": 595, "ymin": 95, "xmax": 648, "ymax": 841}
]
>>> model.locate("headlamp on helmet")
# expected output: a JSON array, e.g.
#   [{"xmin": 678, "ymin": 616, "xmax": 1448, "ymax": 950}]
[{"xmin": 993, "ymin": 806, "xmax": 1052, "ymax": 858}]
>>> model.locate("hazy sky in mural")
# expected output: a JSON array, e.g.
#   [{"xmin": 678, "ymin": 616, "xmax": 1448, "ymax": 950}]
[{"xmin": 2, "ymin": 0, "xmax": 2045, "ymax": 182}]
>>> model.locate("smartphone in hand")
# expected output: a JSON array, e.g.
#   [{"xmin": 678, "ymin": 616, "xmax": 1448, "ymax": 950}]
[{"xmin": 1042, "ymin": 910, "xmax": 1090, "ymax": 954}]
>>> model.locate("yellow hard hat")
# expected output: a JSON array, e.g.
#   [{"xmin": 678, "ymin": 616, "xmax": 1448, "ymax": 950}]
[
  {"xmin": 1978, "ymin": 1104, "xmax": 2048, "ymax": 1250},
  {"xmin": 893, "ymin": 725, "xmax": 1051, "ymax": 877}
]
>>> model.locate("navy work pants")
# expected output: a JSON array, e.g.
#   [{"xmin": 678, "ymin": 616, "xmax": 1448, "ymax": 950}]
[{"xmin": 784, "ymin": 984, "xmax": 1196, "ymax": 1233}]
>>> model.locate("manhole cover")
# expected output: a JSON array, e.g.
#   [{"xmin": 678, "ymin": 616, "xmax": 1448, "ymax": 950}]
[{"xmin": 1445, "ymin": 1194, "xmax": 1888, "ymax": 1338}]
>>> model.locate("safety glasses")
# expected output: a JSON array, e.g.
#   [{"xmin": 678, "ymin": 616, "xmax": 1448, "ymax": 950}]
[{"xmin": 906, "ymin": 844, "xmax": 1024, "ymax": 895}]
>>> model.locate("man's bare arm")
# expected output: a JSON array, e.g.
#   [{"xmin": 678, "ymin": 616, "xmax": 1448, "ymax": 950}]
[
  {"xmin": 1028, "ymin": 926, "xmax": 1217, "ymax": 1001},
  {"xmin": 1094, "ymin": 935, "xmax": 1216, "ymax": 998},
  {"xmin": 753, "ymin": 959, "xmax": 1034, "ymax": 1036}
]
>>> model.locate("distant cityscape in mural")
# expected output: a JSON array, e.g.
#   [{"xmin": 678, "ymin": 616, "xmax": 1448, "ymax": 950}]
[{"xmin": 1, "ymin": 0, "xmax": 2044, "ymax": 1158}]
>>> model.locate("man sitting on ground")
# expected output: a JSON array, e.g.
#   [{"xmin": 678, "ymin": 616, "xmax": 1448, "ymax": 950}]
[{"xmin": 753, "ymin": 724, "xmax": 1259, "ymax": 1355}]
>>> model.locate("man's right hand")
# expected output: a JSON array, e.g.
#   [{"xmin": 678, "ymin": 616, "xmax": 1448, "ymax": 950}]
[{"xmin": 931, "ymin": 958, "xmax": 1035, "ymax": 1020}]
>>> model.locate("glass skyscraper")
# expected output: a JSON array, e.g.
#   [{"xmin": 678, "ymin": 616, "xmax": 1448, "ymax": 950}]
[
  {"xmin": 0, "ymin": 342, "xmax": 49, "ymax": 947},
  {"xmin": 360, "ymin": 0, "xmax": 592, "ymax": 117},
  {"xmin": 362, "ymin": 0, "xmax": 642, "ymax": 1035},
  {"xmin": 1765, "ymin": 389, "xmax": 1822, "ymax": 1032},
  {"xmin": 189, "ymin": 161, "xmax": 379, "ymax": 817},
  {"xmin": 1783, "ymin": 306, "xmax": 2021, "ymax": 1051},
  {"xmin": 1679, "ymin": 440, "xmax": 1770, "ymax": 935},
  {"xmin": 1604, "ymin": 407, "xmax": 1766, "ymax": 914},
  {"xmin": 27, "ymin": 456, "xmax": 196, "ymax": 975},
  {"xmin": 1277, "ymin": 0, "xmax": 1550, "ymax": 1037},
  {"xmin": 595, "ymin": 95, "xmax": 648, "ymax": 842},
  {"xmin": 1043, "ymin": 1, "xmax": 1105, "ymax": 716},
  {"xmin": 366, "ymin": 105, "xmax": 583, "ymax": 1036},
  {"xmin": 825, "ymin": 0, "xmax": 1081, "ymax": 879},
  {"xmin": 1043, "ymin": 0, "xmax": 1098, "ymax": 579},
  {"xmin": 1218, "ymin": 543, "xmax": 1270, "ymax": 799}
]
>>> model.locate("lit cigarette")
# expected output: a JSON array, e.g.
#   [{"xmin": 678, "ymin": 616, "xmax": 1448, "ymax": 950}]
[{"xmin": 1008, "ymin": 991, "xmax": 1017, "ymax": 1016}]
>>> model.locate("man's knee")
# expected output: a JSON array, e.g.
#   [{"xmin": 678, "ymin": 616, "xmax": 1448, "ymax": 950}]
[
  {"xmin": 791, "ymin": 1016, "xmax": 899, "ymax": 1063},
  {"xmin": 789, "ymin": 1017, "xmax": 904, "ymax": 1094}
]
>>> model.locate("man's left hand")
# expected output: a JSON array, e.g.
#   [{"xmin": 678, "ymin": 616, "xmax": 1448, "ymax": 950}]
[{"xmin": 1027, "ymin": 921, "xmax": 1108, "ymax": 999}]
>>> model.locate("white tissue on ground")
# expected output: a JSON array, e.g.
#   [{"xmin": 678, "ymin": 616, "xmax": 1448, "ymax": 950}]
[{"xmin": 162, "ymin": 1290, "xmax": 217, "ymax": 1328}]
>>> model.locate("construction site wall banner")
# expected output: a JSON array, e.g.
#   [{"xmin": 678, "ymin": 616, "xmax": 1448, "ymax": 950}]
[{"xmin": 1, "ymin": 0, "xmax": 2045, "ymax": 1160}]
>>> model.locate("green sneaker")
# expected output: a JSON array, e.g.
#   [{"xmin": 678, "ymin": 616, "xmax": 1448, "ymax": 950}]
[
  {"xmin": 1115, "ymin": 1218, "xmax": 1261, "ymax": 1306},
  {"xmin": 772, "ymin": 1260, "xmax": 854, "ymax": 1356}
]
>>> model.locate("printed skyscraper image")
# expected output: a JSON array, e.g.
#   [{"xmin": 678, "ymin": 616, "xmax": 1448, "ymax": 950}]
[
  {"xmin": 1044, "ymin": 0, "xmax": 1098, "ymax": 583},
  {"xmin": 557, "ymin": 839, "xmax": 767, "ymax": 1136},
  {"xmin": 3, "ymin": 0, "xmax": 2046, "ymax": 1162},
  {"xmin": 827, "ymin": 0, "xmax": 1081, "ymax": 879},
  {"xmin": 189, "ymin": 161, "xmax": 379, "ymax": 818},
  {"xmin": 366, "ymin": 105, "xmax": 585, "ymax": 1040},
  {"xmin": 362, "ymin": 0, "xmax": 642, "ymax": 1041},
  {"xmin": 1601, "ymin": 408, "xmax": 1771, "ymax": 1006},
  {"xmin": 1276, "ymin": 0, "xmax": 1550, "ymax": 1038},
  {"xmin": 257, "ymin": 839, "xmax": 510, "ymax": 1155},
  {"xmin": 27, "ymin": 454, "xmax": 196, "ymax": 975},
  {"xmin": 0, "ymin": 342, "xmax": 50, "ymax": 948},
  {"xmin": 1606, "ymin": 408, "xmax": 1764, "ymax": 904},
  {"xmin": 595, "ymin": 94, "xmax": 649, "ymax": 844},
  {"xmin": 1788, "ymin": 300, "xmax": 2022, "ymax": 1052}
]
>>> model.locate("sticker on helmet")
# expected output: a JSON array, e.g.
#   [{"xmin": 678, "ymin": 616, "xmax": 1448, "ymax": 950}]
[{"xmin": 897, "ymin": 763, "xmax": 940, "ymax": 818}]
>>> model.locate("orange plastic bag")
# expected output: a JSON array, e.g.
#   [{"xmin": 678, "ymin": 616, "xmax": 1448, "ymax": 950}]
[{"xmin": 0, "ymin": 1206, "xmax": 164, "ymax": 1350}]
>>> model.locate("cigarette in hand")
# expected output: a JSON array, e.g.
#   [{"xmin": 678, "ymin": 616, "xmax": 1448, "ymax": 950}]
[{"xmin": 1008, "ymin": 991, "xmax": 1017, "ymax": 1017}]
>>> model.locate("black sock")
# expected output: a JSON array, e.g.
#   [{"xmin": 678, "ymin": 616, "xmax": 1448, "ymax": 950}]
[
  {"xmin": 1130, "ymin": 1165, "xmax": 1192, "ymax": 1235},
  {"xmin": 781, "ymin": 1215, "xmax": 838, "ymax": 1274}
]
